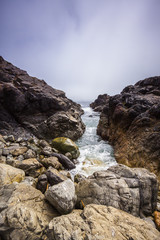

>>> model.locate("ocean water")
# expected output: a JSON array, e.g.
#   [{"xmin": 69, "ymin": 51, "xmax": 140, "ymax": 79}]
[{"xmin": 70, "ymin": 102, "xmax": 117, "ymax": 177}]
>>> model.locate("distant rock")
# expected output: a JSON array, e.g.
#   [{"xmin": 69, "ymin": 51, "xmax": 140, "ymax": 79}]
[
  {"xmin": 90, "ymin": 94, "xmax": 110, "ymax": 112},
  {"xmin": 97, "ymin": 77, "xmax": 160, "ymax": 180},
  {"xmin": 0, "ymin": 56, "xmax": 85, "ymax": 140},
  {"xmin": 76, "ymin": 164, "xmax": 158, "ymax": 217},
  {"xmin": 47, "ymin": 204, "xmax": 160, "ymax": 240}
]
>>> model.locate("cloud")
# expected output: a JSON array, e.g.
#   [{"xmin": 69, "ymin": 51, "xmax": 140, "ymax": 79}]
[{"xmin": 0, "ymin": 0, "xmax": 160, "ymax": 101}]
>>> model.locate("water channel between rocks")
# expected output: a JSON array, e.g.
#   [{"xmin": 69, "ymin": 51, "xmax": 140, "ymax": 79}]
[{"xmin": 70, "ymin": 102, "xmax": 117, "ymax": 177}]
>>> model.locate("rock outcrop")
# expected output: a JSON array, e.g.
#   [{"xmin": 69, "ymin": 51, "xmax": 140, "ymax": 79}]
[
  {"xmin": 0, "ymin": 56, "xmax": 85, "ymax": 140},
  {"xmin": 90, "ymin": 94, "xmax": 110, "ymax": 112},
  {"xmin": 76, "ymin": 164, "xmax": 158, "ymax": 217},
  {"xmin": 47, "ymin": 204, "xmax": 160, "ymax": 240},
  {"xmin": 96, "ymin": 77, "xmax": 160, "ymax": 180}
]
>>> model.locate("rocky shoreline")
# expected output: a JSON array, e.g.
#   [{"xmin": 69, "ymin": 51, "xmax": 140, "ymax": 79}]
[
  {"xmin": 0, "ymin": 58, "xmax": 160, "ymax": 239},
  {"xmin": 91, "ymin": 77, "xmax": 160, "ymax": 182}
]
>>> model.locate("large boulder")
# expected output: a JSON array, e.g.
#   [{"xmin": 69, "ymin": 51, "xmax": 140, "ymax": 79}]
[
  {"xmin": 52, "ymin": 137, "xmax": 80, "ymax": 159},
  {"xmin": 76, "ymin": 164, "xmax": 158, "ymax": 217},
  {"xmin": 47, "ymin": 204, "xmax": 160, "ymax": 240},
  {"xmin": 0, "ymin": 163, "xmax": 25, "ymax": 187},
  {"xmin": 0, "ymin": 56, "xmax": 85, "ymax": 140},
  {"xmin": 96, "ymin": 76, "xmax": 160, "ymax": 180},
  {"xmin": 0, "ymin": 182, "xmax": 59, "ymax": 240},
  {"xmin": 45, "ymin": 179, "xmax": 77, "ymax": 214}
]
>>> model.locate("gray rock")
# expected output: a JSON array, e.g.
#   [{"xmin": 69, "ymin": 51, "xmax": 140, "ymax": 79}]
[
  {"xmin": 52, "ymin": 153, "xmax": 75, "ymax": 170},
  {"xmin": 46, "ymin": 204, "xmax": 160, "ymax": 240},
  {"xmin": 45, "ymin": 179, "xmax": 77, "ymax": 214},
  {"xmin": 46, "ymin": 167, "xmax": 68, "ymax": 185},
  {"xmin": 37, "ymin": 174, "xmax": 48, "ymax": 193},
  {"xmin": 76, "ymin": 164, "xmax": 158, "ymax": 217},
  {"xmin": 40, "ymin": 156, "xmax": 62, "ymax": 170},
  {"xmin": 0, "ymin": 182, "xmax": 59, "ymax": 240},
  {"xmin": 24, "ymin": 149, "xmax": 36, "ymax": 159}
]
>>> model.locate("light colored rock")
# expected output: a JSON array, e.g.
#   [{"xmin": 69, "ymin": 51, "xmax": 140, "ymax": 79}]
[
  {"xmin": 45, "ymin": 179, "xmax": 77, "ymax": 214},
  {"xmin": 0, "ymin": 182, "xmax": 59, "ymax": 240},
  {"xmin": 76, "ymin": 164, "xmax": 158, "ymax": 217},
  {"xmin": 10, "ymin": 146, "xmax": 28, "ymax": 156},
  {"xmin": 40, "ymin": 156, "xmax": 62, "ymax": 170},
  {"xmin": 0, "ymin": 163, "xmax": 25, "ymax": 187},
  {"xmin": 24, "ymin": 149, "xmax": 36, "ymax": 159},
  {"xmin": 52, "ymin": 137, "xmax": 80, "ymax": 159},
  {"xmin": 15, "ymin": 158, "xmax": 43, "ymax": 177},
  {"xmin": 47, "ymin": 204, "xmax": 160, "ymax": 240}
]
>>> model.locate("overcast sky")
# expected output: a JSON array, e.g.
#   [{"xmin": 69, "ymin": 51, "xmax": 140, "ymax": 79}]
[{"xmin": 0, "ymin": 0, "xmax": 160, "ymax": 101}]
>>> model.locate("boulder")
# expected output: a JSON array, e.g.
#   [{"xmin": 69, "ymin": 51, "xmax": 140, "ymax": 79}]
[
  {"xmin": 36, "ymin": 174, "xmax": 48, "ymax": 193},
  {"xmin": 0, "ymin": 182, "xmax": 59, "ymax": 240},
  {"xmin": 45, "ymin": 167, "xmax": 68, "ymax": 185},
  {"xmin": 0, "ymin": 56, "xmax": 85, "ymax": 140},
  {"xmin": 52, "ymin": 153, "xmax": 76, "ymax": 170},
  {"xmin": 15, "ymin": 158, "xmax": 43, "ymax": 177},
  {"xmin": 47, "ymin": 204, "xmax": 160, "ymax": 240},
  {"xmin": 76, "ymin": 164, "xmax": 158, "ymax": 217},
  {"xmin": 52, "ymin": 137, "xmax": 80, "ymax": 159},
  {"xmin": 45, "ymin": 179, "xmax": 77, "ymax": 214},
  {"xmin": 40, "ymin": 156, "xmax": 62, "ymax": 170},
  {"xmin": 0, "ymin": 163, "xmax": 25, "ymax": 187},
  {"xmin": 90, "ymin": 93, "xmax": 110, "ymax": 112}
]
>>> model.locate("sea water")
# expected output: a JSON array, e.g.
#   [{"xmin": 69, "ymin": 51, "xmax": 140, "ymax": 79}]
[{"xmin": 70, "ymin": 102, "xmax": 117, "ymax": 177}]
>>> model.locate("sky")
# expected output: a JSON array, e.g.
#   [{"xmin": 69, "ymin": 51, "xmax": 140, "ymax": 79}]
[{"xmin": 0, "ymin": 0, "xmax": 160, "ymax": 102}]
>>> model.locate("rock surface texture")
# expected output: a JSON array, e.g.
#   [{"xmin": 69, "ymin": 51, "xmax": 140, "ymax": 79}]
[
  {"xmin": 76, "ymin": 164, "xmax": 158, "ymax": 217},
  {"xmin": 90, "ymin": 93, "xmax": 110, "ymax": 112},
  {"xmin": 0, "ymin": 182, "xmax": 59, "ymax": 240},
  {"xmin": 96, "ymin": 77, "xmax": 160, "ymax": 180},
  {"xmin": 0, "ymin": 56, "xmax": 85, "ymax": 140},
  {"xmin": 47, "ymin": 204, "xmax": 160, "ymax": 240}
]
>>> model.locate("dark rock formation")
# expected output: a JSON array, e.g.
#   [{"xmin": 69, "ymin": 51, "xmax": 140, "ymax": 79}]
[
  {"xmin": 97, "ymin": 77, "xmax": 160, "ymax": 180},
  {"xmin": 0, "ymin": 56, "xmax": 85, "ymax": 140},
  {"xmin": 90, "ymin": 94, "xmax": 110, "ymax": 112},
  {"xmin": 76, "ymin": 164, "xmax": 158, "ymax": 217}
]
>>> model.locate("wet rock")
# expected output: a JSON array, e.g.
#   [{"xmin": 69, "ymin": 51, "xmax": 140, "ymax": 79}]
[
  {"xmin": 40, "ymin": 156, "xmax": 62, "ymax": 170},
  {"xmin": 52, "ymin": 153, "xmax": 76, "ymax": 170},
  {"xmin": 0, "ymin": 163, "xmax": 25, "ymax": 187},
  {"xmin": 76, "ymin": 164, "xmax": 158, "ymax": 217},
  {"xmin": 0, "ymin": 182, "xmax": 59, "ymax": 240},
  {"xmin": 46, "ymin": 167, "xmax": 68, "ymax": 185},
  {"xmin": 0, "ymin": 57, "xmax": 85, "ymax": 140},
  {"xmin": 47, "ymin": 204, "xmax": 160, "ymax": 240},
  {"xmin": 45, "ymin": 179, "xmax": 77, "ymax": 214},
  {"xmin": 52, "ymin": 137, "xmax": 80, "ymax": 159}
]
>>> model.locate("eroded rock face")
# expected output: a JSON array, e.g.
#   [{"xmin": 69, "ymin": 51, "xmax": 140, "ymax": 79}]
[
  {"xmin": 76, "ymin": 164, "xmax": 158, "ymax": 217},
  {"xmin": 96, "ymin": 77, "xmax": 160, "ymax": 180},
  {"xmin": 0, "ymin": 182, "xmax": 59, "ymax": 240},
  {"xmin": 90, "ymin": 94, "xmax": 110, "ymax": 112},
  {"xmin": 47, "ymin": 204, "xmax": 160, "ymax": 240},
  {"xmin": 0, "ymin": 56, "xmax": 85, "ymax": 140}
]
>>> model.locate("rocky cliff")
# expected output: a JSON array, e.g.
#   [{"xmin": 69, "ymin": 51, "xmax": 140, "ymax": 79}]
[
  {"xmin": 0, "ymin": 56, "xmax": 85, "ymax": 140},
  {"xmin": 95, "ymin": 77, "xmax": 160, "ymax": 180}
]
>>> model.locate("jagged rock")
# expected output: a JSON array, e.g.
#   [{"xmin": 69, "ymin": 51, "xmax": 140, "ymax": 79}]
[
  {"xmin": 96, "ymin": 77, "xmax": 160, "ymax": 180},
  {"xmin": 76, "ymin": 164, "xmax": 158, "ymax": 217},
  {"xmin": 52, "ymin": 153, "xmax": 76, "ymax": 170},
  {"xmin": 15, "ymin": 158, "xmax": 43, "ymax": 177},
  {"xmin": 52, "ymin": 137, "xmax": 80, "ymax": 159},
  {"xmin": 47, "ymin": 204, "xmax": 160, "ymax": 240},
  {"xmin": 45, "ymin": 167, "xmax": 68, "ymax": 185},
  {"xmin": 0, "ymin": 163, "xmax": 25, "ymax": 187},
  {"xmin": 90, "ymin": 94, "xmax": 110, "ymax": 112},
  {"xmin": 45, "ymin": 179, "xmax": 77, "ymax": 214},
  {"xmin": 0, "ymin": 182, "xmax": 59, "ymax": 239},
  {"xmin": 40, "ymin": 156, "xmax": 62, "ymax": 170},
  {"xmin": 0, "ymin": 57, "xmax": 85, "ymax": 141}
]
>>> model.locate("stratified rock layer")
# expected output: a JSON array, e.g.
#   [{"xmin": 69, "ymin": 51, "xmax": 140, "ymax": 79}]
[
  {"xmin": 96, "ymin": 77, "xmax": 160, "ymax": 180},
  {"xmin": 0, "ymin": 56, "xmax": 85, "ymax": 140},
  {"xmin": 47, "ymin": 204, "xmax": 160, "ymax": 240},
  {"xmin": 76, "ymin": 164, "xmax": 158, "ymax": 217}
]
